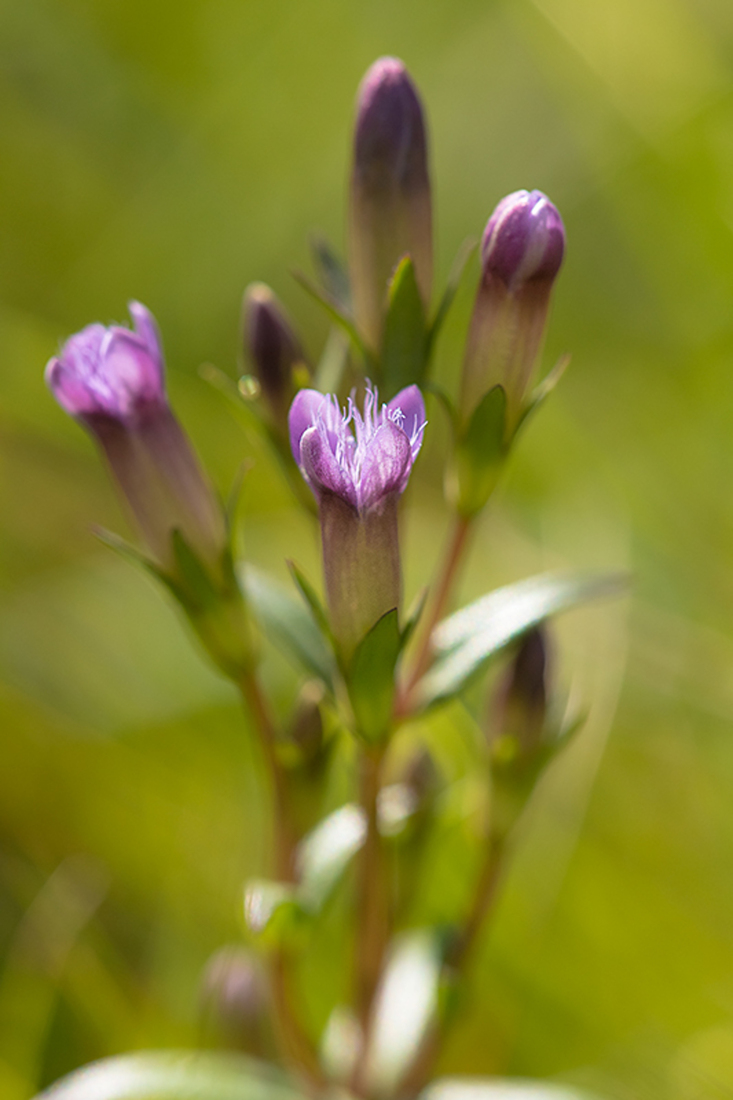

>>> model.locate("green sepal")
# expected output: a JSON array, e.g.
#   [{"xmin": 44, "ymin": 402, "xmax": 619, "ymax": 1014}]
[
  {"xmin": 33, "ymin": 1051, "xmax": 311, "ymax": 1100},
  {"xmin": 515, "ymin": 353, "xmax": 571, "ymax": 438},
  {"xmin": 451, "ymin": 385, "xmax": 507, "ymax": 518},
  {"xmin": 242, "ymin": 566, "xmax": 335, "ymax": 689},
  {"xmin": 310, "ymin": 235, "xmax": 351, "ymax": 311},
  {"xmin": 348, "ymin": 607, "xmax": 402, "ymax": 742},
  {"xmin": 293, "ymin": 270, "xmax": 376, "ymax": 374},
  {"xmin": 92, "ymin": 526, "xmax": 167, "ymax": 582},
  {"xmin": 416, "ymin": 571, "xmax": 628, "ymax": 709},
  {"xmin": 427, "ymin": 236, "xmax": 477, "ymax": 356},
  {"xmin": 171, "ymin": 528, "xmax": 221, "ymax": 612},
  {"xmin": 243, "ymin": 879, "xmax": 309, "ymax": 947},
  {"xmin": 402, "ymin": 587, "xmax": 429, "ymax": 650},
  {"xmin": 287, "ymin": 560, "xmax": 334, "ymax": 646},
  {"xmin": 381, "ymin": 256, "xmax": 429, "ymax": 396}
]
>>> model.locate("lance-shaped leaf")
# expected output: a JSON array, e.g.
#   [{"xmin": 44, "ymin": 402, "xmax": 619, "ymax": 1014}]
[
  {"xmin": 381, "ymin": 256, "xmax": 429, "ymax": 396},
  {"xmin": 296, "ymin": 803, "xmax": 367, "ymax": 911},
  {"xmin": 242, "ymin": 566, "xmax": 335, "ymax": 688},
  {"xmin": 363, "ymin": 930, "xmax": 442, "ymax": 1095},
  {"xmin": 422, "ymin": 1080, "xmax": 603, "ymax": 1100},
  {"xmin": 427, "ymin": 236, "xmax": 477, "ymax": 356},
  {"xmin": 416, "ymin": 572, "xmax": 627, "ymax": 708},
  {"xmin": 34, "ymin": 1051, "xmax": 308, "ymax": 1100},
  {"xmin": 348, "ymin": 607, "xmax": 402, "ymax": 741}
]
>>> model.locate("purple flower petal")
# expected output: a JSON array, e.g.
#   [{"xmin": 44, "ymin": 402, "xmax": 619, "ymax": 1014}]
[
  {"xmin": 358, "ymin": 419, "xmax": 411, "ymax": 512},
  {"xmin": 300, "ymin": 425, "xmax": 358, "ymax": 508},
  {"xmin": 129, "ymin": 301, "xmax": 164, "ymax": 373},
  {"xmin": 288, "ymin": 388, "xmax": 328, "ymax": 464},
  {"xmin": 388, "ymin": 384, "xmax": 426, "ymax": 459},
  {"xmin": 46, "ymin": 305, "xmax": 167, "ymax": 426}
]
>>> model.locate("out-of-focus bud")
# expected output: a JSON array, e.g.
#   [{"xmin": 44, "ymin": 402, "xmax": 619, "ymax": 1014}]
[
  {"xmin": 242, "ymin": 284, "xmax": 307, "ymax": 426},
  {"xmin": 461, "ymin": 190, "xmax": 565, "ymax": 434},
  {"xmin": 493, "ymin": 626, "xmax": 548, "ymax": 758},
  {"xmin": 199, "ymin": 946, "xmax": 273, "ymax": 1055},
  {"xmin": 488, "ymin": 626, "xmax": 552, "ymax": 839},
  {"xmin": 289, "ymin": 680, "xmax": 325, "ymax": 762},
  {"xmin": 349, "ymin": 57, "xmax": 432, "ymax": 352},
  {"xmin": 46, "ymin": 302, "xmax": 226, "ymax": 577}
]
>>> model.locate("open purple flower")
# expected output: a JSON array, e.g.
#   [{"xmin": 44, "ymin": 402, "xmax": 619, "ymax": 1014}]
[
  {"xmin": 288, "ymin": 384, "xmax": 426, "ymax": 661},
  {"xmin": 288, "ymin": 383, "xmax": 425, "ymax": 513},
  {"xmin": 46, "ymin": 303, "xmax": 225, "ymax": 575}
]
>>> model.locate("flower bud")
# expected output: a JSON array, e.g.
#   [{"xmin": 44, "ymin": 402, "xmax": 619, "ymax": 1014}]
[
  {"xmin": 242, "ymin": 284, "xmax": 306, "ymax": 424},
  {"xmin": 349, "ymin": 57, "xmax": 432, "ymax": 351},
  {"xmin": 289, "ymin": 679, "xmax": 326, "ymax": 762},
  {"xmin": 199, "ymin": 946, "xmax": 273, "ymax": 1055},
  {"xmin": 461, "ymin": 190, "xmax": 565, "ymax": 433},
  {"xmin": 492, "ymin": 626, "xmax": 549, "ymax": 761},
  {"xmin": 46, "ymin": 302, "xmax": 226, "ymax": 577},
  {"xmin": 289, "ymin": 383, "xmax": 425, "ymax": 661}
]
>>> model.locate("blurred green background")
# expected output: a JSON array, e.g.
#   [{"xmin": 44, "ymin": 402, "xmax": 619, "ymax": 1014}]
[{"xmin": 4, "ymin": 0, "xmax": 733, "ymax": 1096}]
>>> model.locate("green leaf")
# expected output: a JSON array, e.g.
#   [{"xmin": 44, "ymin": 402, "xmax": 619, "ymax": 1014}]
[
  {"xmin": 92, "ymin": 527, "xmax": 166, "ymax": 582},
  {"xmin": 242, "ymin": 566, "xmax": 335, "ymax": 688},
  {"xmin": 381, "ymin": 256, "xmax": 429, "ymax": 395},
  {"xmin": 422, "ymin": 1080, "xmax": 603, "ymax": 1100},
  {"xmin": 453, "ymin": 385, "xmax": 507, "ymax": 517},
  {"xmin": 362, "ymin": 931, "xmax": 442, "ymax": 1094},
  {"xmin": 417, "ymin": 572, "xmax": 628, "ymax": 708},
  {"xmin": 348, "ymin": 607, "xmax": 402, "ymax": 741},
  {"xmin": 427, "ymin": 236, "xmax": 477, "ymax": 355},
  {"xmin": 34, "ymin": 1051, "xmax": 308, "ymax": 1100},
  {"xmin": 296, "ymin": 803, "xmax": 366, "ymax": 911},
  {"xmin": 402, "ymin": 587, "xmax": 429, "ymax": 649}
]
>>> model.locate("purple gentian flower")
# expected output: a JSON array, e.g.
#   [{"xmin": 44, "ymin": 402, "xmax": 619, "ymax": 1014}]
[
  {"xmin": 288, "ymin": 383, "xmax": 425, "ymax": 514},
  {"xmin": 46, "ymin": 301, "xmax": 166, "ymax": 428},
  {"xmin": 288, "ymin": 383, "xmax": 426, "ymax": 661},
  {"xmin": 46, "ymin": 303, "xmax": 225, "ymax": 575}
]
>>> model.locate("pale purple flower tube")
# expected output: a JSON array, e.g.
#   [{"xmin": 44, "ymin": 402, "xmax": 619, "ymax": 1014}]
[
  {"xmin": 289, "ymin": 383, "xmax": 425, "ymax": 660},
  {"xmin": 46, "ymin": 302, "xmax": 225, "ymax": 574},
  {"xmin": 461, "ymin": 190, "xmax": 566, "ymax": 433}
]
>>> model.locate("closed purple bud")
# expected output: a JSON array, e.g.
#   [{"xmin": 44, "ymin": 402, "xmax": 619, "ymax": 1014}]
[
  {"xmin": 288, "ymin": 383, "xmax": 426, "ymax": 659},
  {"xmin": 350, "ymin": 57, "xmax": 432, "ymax": 350},
  {"xmin": 482, "ymin": 190, "xmax": 565, "ymax": 292},
  {"xmin": 242, "ymin": 284, "xmax": 305, "ymax": 421},
  {"xmin": 461, "ymin": 190, "xmax": 566, "ymax": 434},
  {"xmin": 46, "ymin": 303, "xmax": 225, "ymax": 574}
]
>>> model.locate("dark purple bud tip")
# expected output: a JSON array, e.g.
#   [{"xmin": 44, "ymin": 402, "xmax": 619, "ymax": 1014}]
[
  {"xmin": 354, "ymin": 57, "xmax": 427, "ymax": 188},
  {"xmin": 481, "ymin": 190, "xmax": 565, "ymax": 292},
  {"xmin": 495, "ymin": 626, "xmax": 549, "ymax": 757},
  {"xmin": 45, "ymin": 301, "xmax": 166, "ymax": 428},
  {"xmin": 243, "ymin": 284, "xmax": 304, "ymax": 407}
]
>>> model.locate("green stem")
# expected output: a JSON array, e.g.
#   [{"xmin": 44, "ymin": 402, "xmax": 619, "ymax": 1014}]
[
  {"xmin": 398, "ymin": 513, "xmax": 473, "ymax": 714},
  {"xmin": 237, "ymin": 670, "xmax": 324, "ymax": 1086},
  {"xmin": 398, "ymin": 834, "xmax": 505, "ymax": 1098}
]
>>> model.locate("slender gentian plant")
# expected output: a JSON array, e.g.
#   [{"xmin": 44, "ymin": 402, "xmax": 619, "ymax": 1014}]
[{"xmin": 38, "ymin": 54, "xmax": 622, "ymax": 1100}]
